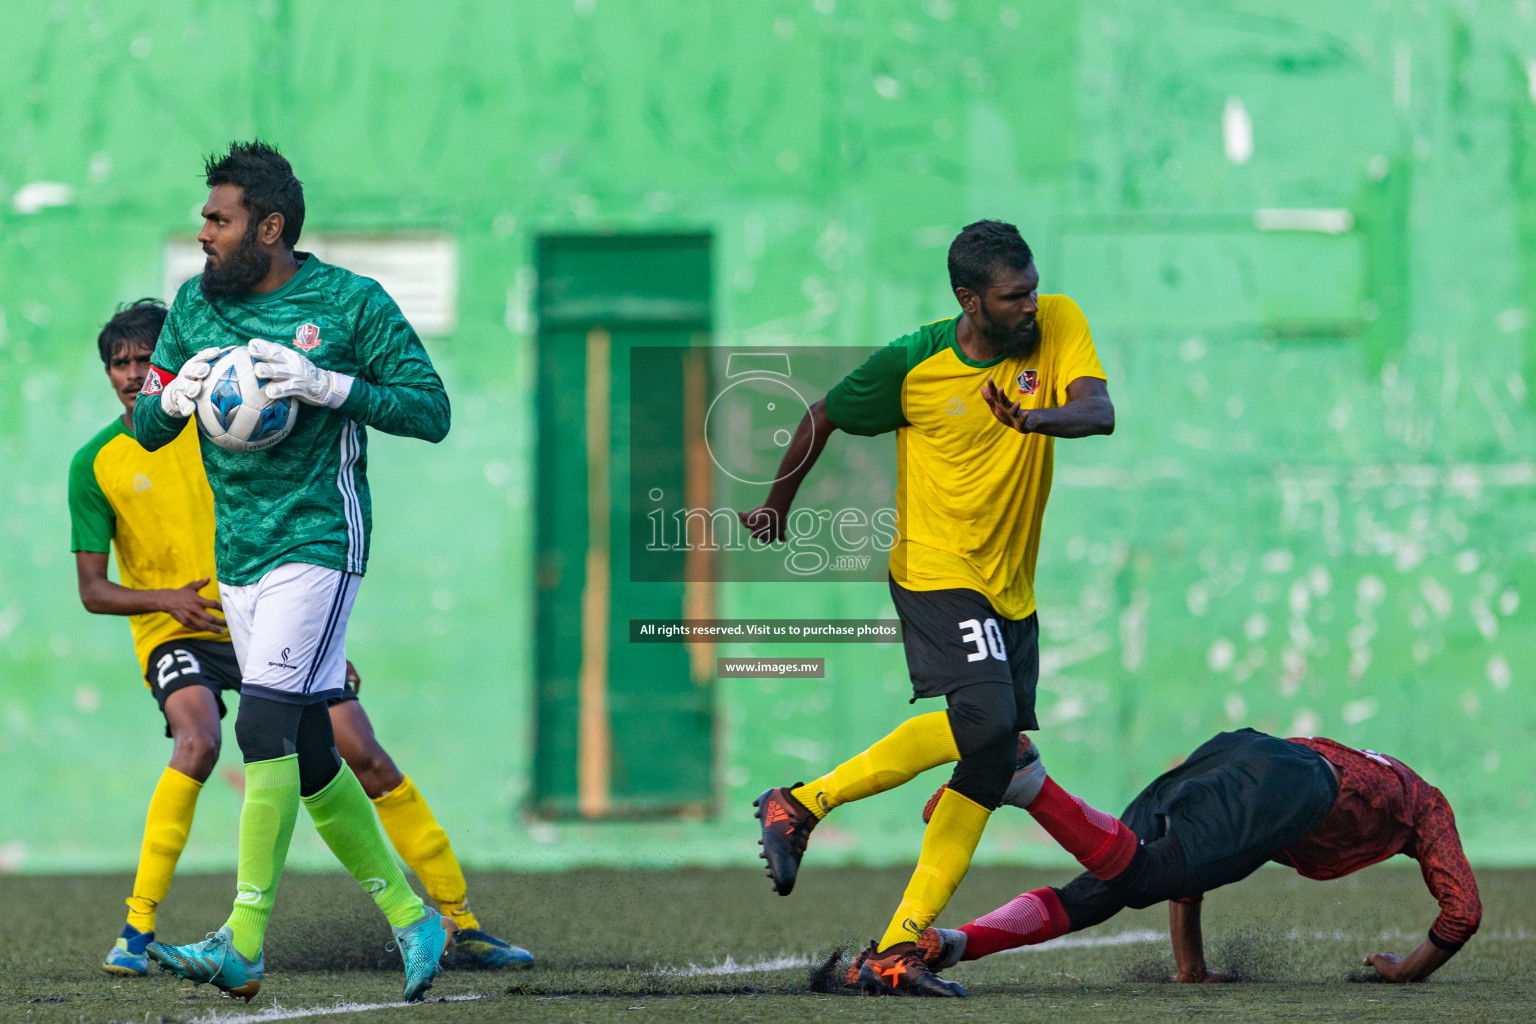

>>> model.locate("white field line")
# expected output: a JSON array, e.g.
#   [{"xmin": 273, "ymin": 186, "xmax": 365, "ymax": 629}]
[
  {"xmin": 187, "ymin": 993, "xmax": 482, "ymax": 1024},
  {"xmin": 1000, "ymin": 928, "xmax": 1165, "ymax": 953},
  {"xmin": 1285, "ymin": 927, "xmax": 1528, "ymax": 943},
  {"xmin": 652, "ymin": 930, "xmax": 1168, "ymax": 977},
  {"xmin": 653, "ymin": 953, "xmax": 815, "ymax": 976}
]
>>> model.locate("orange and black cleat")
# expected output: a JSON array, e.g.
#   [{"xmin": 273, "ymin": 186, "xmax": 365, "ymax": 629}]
[
  {"xmin": 753, "ymin": 786, "xmax": 818, "ymax": 895},
  {"xmin": 854, "ymin": 940, "xmax": 967, "ymax": 997},
  {"xmin": 845, "ymin": 928, "xmax": 962, "ymax": 985}
]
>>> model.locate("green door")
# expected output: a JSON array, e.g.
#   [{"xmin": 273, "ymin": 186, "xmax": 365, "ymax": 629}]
[{"xmin": 533, "ymin": 234, "xmax": 714, "ymax": 818}]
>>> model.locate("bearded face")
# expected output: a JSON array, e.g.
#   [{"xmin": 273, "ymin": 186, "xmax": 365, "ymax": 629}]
[
  {"xmin": 199, "ymin": 217, "xmax": 271, "ymax": 301},
  {"xmin": 974, "ymin": 298, "xmax": 1041, "ymax": 361}
]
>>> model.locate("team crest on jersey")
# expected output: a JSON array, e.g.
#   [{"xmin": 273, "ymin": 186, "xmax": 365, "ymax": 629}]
[
  {"xmin": 139, "ymin": 369, "xmax": 165, "ymax": 396},
  {"xmin": 293, "ymin": 322, "xmax": 322, "ymax": 351},
  {"xmin": 1016, "ymin": 369, "xmax": 1039, "ymax": 396}
]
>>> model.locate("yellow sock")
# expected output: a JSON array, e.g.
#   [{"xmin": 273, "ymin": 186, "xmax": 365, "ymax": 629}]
[
  {"xmin": 792, "ymin": 711, "xmax": 960, "ymax": 819},
  {"xmin": 877, "ymin": 787, "xmax": 991, "ymax": 951},
  {"xmin": 372, "ymin": 776, "xmax": 480, "ymax": 931},
  {"xmin": 125, "ymin": 768, "xmax": 203, "ymax": 933}
]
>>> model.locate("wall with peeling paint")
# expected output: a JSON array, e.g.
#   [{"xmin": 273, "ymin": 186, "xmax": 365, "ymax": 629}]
[{"xmin": 1, "ymin": 1, "xmax": 1532, "ymax": 872}]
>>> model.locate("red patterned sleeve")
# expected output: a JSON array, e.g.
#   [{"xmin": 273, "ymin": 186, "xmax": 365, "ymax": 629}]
[{"xmin": 1411, "ymin": 786, "xmax": 1482, "ymax": 949}]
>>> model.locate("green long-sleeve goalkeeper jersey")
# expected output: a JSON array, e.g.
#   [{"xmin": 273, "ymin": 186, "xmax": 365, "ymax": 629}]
[{"xmin": 133, "ymin": 253, "xmax": 449, "ymax": 585}]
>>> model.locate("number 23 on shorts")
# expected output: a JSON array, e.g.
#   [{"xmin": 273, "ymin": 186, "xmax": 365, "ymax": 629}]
[{"xmin": 155, "ymin": 647, "xmax": 203, "ymax": 688}]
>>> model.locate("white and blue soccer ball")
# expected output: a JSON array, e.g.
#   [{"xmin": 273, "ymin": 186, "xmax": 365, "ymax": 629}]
[{"xmin": 195, "ymin": 345, "xmax": 298, "ymax": 453}]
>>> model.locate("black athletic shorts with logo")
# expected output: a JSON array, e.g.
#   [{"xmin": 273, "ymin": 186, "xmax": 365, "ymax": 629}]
[
  {"xmin": 888, "ymin": 578, "xmax": 1040, "ymax": 729},
  {"xmin": 144, "ymin": 638, "xmax": 242, "ymax": 738}
]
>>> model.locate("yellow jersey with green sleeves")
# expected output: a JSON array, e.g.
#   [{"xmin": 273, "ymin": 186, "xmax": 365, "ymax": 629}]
[
  {"xmin": 823, "ymin": 295, "xmax": 1106, "ymax": 619},
  {"xmin": 68, "ymin": 417, "xmax": 224, "ymax": 678}
]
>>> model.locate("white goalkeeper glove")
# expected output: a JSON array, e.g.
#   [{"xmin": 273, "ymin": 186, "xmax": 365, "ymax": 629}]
[
  {"xmin": 160, "ymin": 346, "xmax": 224, "ymax": 418},
  {"xmin": 249, "ymin": 338, "xmax": 354, "ymax": 409}
]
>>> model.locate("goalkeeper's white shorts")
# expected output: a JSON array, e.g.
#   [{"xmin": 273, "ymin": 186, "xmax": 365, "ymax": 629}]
[{"xmin": 220, "ymin": 561, "xmax": 360, "ymax": 705}]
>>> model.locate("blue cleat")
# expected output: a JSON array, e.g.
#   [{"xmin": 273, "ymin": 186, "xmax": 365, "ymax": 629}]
[
  {"xmin": 444, "ymin": 927, "xmax": 534, "ymax": 970},
  {"xmin": 102, "ymin": 924, "xmax": 152, "ymax": 976},
  {"xmin": 393, "ymin": 907, "xmax": 451, "ymax": 1001},
  {"xmin": 147, "ymin": 926, "xmax": 263, "ymax": 1002}
]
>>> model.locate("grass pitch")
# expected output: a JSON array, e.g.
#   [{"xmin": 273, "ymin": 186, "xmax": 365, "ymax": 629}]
[{"xmin": 3, "ymin": 864, "xmax": 1533, "ymax": 1022}]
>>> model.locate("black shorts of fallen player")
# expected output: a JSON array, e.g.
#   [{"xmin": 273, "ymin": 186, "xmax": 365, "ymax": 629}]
[
  {"xmin": 1128, "ymin": 728, "xmax": 1340, "ymax": 895},
  {"xmin": 325, "ymin": 677, "xmax": 361, "ymax": 707},
  {"xmin": 144, "ymin": 638, "xmax": 243, "ymax": 739},
  {"xmin": 887, "ymin": 578, "xmax": 1039, "ymax": 729},
  {"xmin": 1055, "ymin": 729, "xmax": 1341, "ymax": 924}
]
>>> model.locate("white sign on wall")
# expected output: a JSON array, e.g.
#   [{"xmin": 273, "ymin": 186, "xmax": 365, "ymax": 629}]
[{"xmin": 162, "ymin": 234, "xmax": 459, "ymax": 336}]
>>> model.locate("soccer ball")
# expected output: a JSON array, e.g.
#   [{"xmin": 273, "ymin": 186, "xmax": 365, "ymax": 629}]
[{"xmin": 194, "ymin": 346, "xmax": 298, "ymax": 453}]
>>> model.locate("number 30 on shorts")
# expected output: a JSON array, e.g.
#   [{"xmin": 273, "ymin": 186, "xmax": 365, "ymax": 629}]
[{"xmin": 958, "ymin": 617, "xmax": 1007, "ymax": 663}]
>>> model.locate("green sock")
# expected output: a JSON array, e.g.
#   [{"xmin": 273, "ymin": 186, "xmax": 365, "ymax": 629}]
[
  {"xmin": 223, "ymin": 755, "xmax": 300, "ymax": 960},
  {"xmin": 303, "ymin": 764, "xmax": 425, "ymax": 930}
]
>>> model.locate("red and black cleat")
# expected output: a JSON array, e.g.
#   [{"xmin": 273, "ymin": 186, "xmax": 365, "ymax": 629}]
[
  {"xmin": 753, "ymin": 786, "xmax": 818, "ymax": 896},
  {"xmin": 855, "ymin": 940, "xmax": 967, "ymax": 997}
]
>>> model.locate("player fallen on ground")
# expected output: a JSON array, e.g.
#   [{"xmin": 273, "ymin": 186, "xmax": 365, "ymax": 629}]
[
  {"xmin": 71, "ymin": 299, "xmax": 533, "ymax": 984},
  {"xmin": 743, "ymin": 221, "xmax": 1149, "ymax": 997},
  {"xmin": 125, "ymin": 141, "xmax": 465, "ymax": 1002},
  {"xmin": 884, "ymin": 729, "xmax": 1480, "ymax": 986}
]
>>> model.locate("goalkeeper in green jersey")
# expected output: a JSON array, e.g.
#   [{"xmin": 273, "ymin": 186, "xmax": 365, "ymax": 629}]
[
  {"xmin": 77, "ymin": 300, "xmax": 532, "ymax": 981},
  {"xmin": 132, "ymin": 141, "xmax": 457, "ymax": 1003}
]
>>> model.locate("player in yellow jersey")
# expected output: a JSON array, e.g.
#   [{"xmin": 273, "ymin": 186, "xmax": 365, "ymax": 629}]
[
  {"xmin": 69, "ymin": 299, "xmax": 532, "ymax": 979},
  {"xmin": 743, "ymin": 222, "xmax": 1145, "ymax": 996}
]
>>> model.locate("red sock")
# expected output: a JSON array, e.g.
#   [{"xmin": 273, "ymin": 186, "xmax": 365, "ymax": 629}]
[
  {"xmin": 958, "ymin": 887, "xmax": 1071, "ymax": 959},
  {"xmin": 1025, "ymin": 777, "xmax": 1138, "ymax": 879}
]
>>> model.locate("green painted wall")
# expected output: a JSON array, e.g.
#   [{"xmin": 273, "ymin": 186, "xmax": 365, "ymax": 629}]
[{"xmin": 2, "ymin": 0, "xmax": 1534, "ymax": 874}]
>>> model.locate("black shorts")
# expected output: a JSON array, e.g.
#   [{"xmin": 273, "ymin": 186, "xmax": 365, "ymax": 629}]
[
  {"xmin": 326, "ymin": 680, "xmax": 360, "ymax": 707},
  {"xmin": 144, "ymin": 638, "xmax": 243, "ymax": 738},
  {"xmin": 888, "ymin": 579, "xmax": 1039, "ymax": 728},
  {"xmin": 1119, "ymin": 728, "xmax": 1340, "ymax": 895}
]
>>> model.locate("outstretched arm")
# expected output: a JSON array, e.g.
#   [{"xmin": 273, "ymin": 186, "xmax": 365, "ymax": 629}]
[
  {"xmin": 738, "ymin": 398, "xmax": 837, "ymax": 543},
  {"xmin": 75, "ymin": 551, "xmax": 225, "ymax": 633},
  {"xmin": 983, "ymin": 375, "xmax": 1114, "ymax": 438},
  {"xmin": 1168, "ymin": 897, "xmax": 1233, "ymax": 983},
  {"xmin": 1365, "ymin": 787, "xmax": 1479, "ymax": 982}
]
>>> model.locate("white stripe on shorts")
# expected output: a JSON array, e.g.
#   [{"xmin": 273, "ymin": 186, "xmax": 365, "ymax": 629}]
[{"xmin": 336, "ymin": 421, "xmax": 363, "ymax": 574}]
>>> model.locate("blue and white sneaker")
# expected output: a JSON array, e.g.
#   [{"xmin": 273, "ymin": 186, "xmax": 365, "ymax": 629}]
[
  {"xmin": 147, "ymin": 926, "xmax": 263, "ymax": 1002},
  {"xmin": 102, "ymin": 924, "xmax": 152, "ymax": 976},
  {"xmin": 392, "ymin": 907, "xmax": 451, "ymax": 1002},
  {"xmin": 444, "ymin": 927, "xmax": 534, "ymax": 970}
]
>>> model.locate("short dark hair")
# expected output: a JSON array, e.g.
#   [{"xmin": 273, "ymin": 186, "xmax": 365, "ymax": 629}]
[
  {"xmin": 204, "ymin": 140, "xmax": 305, "ymax": 247},
  {"xmin": 947, "ymin": 220, "xmax": 1034, "ymax": 295},
  {"xmin": 97, "ymin": 298, "xmax": 166, "ymax": 364}
]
